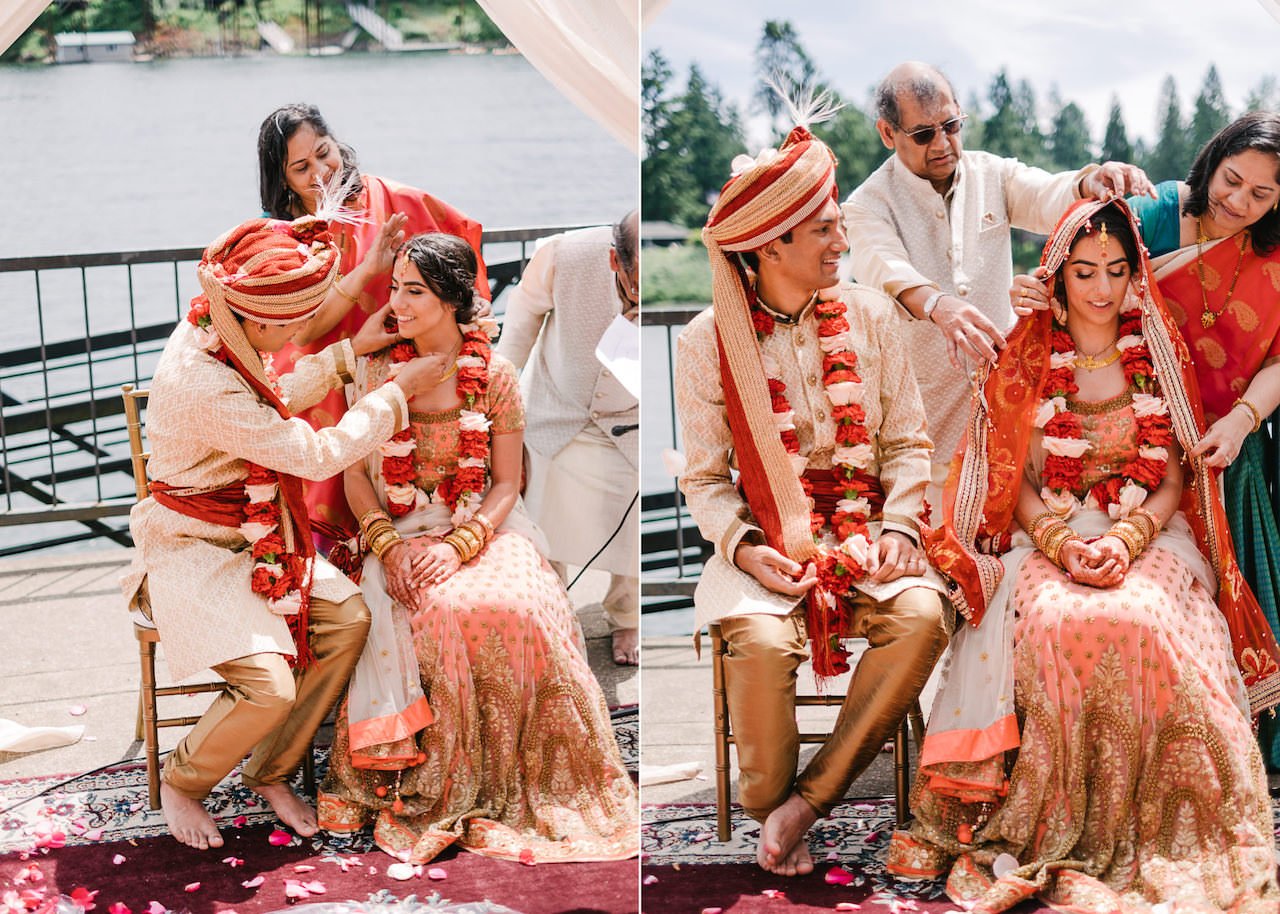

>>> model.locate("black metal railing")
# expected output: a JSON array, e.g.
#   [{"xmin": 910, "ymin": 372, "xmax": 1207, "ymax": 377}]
[
  {"xmin": 0, "ymin": 225, "xmax": 585, "ymax": 555},
  {"xmin": 640, "ymin": 305, "xmax": 710, "ymax": 612}
]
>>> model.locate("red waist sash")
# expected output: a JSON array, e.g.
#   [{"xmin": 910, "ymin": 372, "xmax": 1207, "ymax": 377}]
[
  {"xmin": 149, "ymin": 480, "xmax": 249, "ymax": 527},
  {"xmin": 802, "ymin": 467, "xmax": 885, "ymax": 519}
]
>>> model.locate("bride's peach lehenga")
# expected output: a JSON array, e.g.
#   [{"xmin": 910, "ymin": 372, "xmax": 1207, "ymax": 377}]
[
  {"xmin": 318, "ymin": 352, "xmax": 639, "ymax": 864},
  {"xmin": 890, "ymin": 397, "xmax": 1278, "ymax": 911}
]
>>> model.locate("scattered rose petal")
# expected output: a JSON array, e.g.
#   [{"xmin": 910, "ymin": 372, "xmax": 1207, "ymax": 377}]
[
  {"xmin": 386, "ymin": 862, "xmax": 416, "ymax": 881},
  {"xmin": 223, "ymin": 856, "xmax": 244, "ymax": 867},
  {"xmin": 701, "ymin": 909, "xmax": 723, "ymax": 914},
  {"xmin": 427, "ymin": 868, "xmax": 447, "ymax": 881},
  {"xmin": 184, "ymin": 883, "xmax": 200, "ymax": 893},
  {"xmin": 82, "ymin": 828, "xmax": 104, "ymax": 841},
  {"xmin": 112, "ymin": 854, "xmax": 126, "ymax": 865},
  {"xmin": 852, "ymin": 803, "xmax": 876, "ymax": 812},
  {"xmin": 642, "ymin": 875, "xmax": 658, "ymax": 885},
  {"xmin": 303, "ymin": 882, "xmax": 326, "ymax": 895},
  {"xmin": 284, "ymin": 881, "xmax": 311, "ymax": 900},
  {"xmin": 268, "ymin": 828, "xmax": 292, "ymax": 846},
  {"xmin": 826, "ymin": 866, "xmax": 854, "ymax": 886},
  {"xmin": 241, "ymin": 876, "xmax": 266, "ymax": 888},
  {"xmin": 68, "ymin": 704, "xmax": 87, "ymax": 717},
  {"xmin": 991, "ymin": 853, "xmax": 1018, "ymax": 879},
  {"xmin": 826, "ymin": 851, "xmax": 840, "ymax": 861},
  {"xmin": 293, "ymin": 864, "xmax": 315, "ymax": 873},
  {"xmin": 108, "ymin": 904, "xmax": 131, "ymax": 914},
  {"xmin": 233, "ymin": 815, "xmax": 248, "ymax": 828},
  {"xmin": 761, "ymin": 889, "xmax": 785, "ymax": 899},
  {"xmin": 518, "ymin": 848, "xmax": 536, "ymax": 866},
  {"xmin": 146, "ymin": 902, "xmax": 165, "ymax": 914},
  {"xmin": 69, "ymin": 887, "xmax": 98, "ymax": 911},
  {"xmin": 862, "ymin": 830, "xmax": 882, "ymax": 844},
  {"xmin": 836, "ymin": 905, "xmax": 862, "ymax": 911}
]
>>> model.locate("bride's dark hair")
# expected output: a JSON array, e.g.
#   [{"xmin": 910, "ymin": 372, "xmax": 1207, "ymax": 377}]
[
  {"xmin": 1052, "ymin": 202, "xmax": 1140, "ymax": 312},
  {"xmin": 398, "ymin": 233, "xmax": 478, "ymax": 324}
]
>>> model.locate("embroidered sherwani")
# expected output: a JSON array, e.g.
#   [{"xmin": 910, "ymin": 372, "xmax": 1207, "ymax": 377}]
[
  {"xmin": 121, "ymin": 321, "xmax": 407, "ymax": 681},
  {"xmin": 675, "ymin": 282, "xmax": 949, "ymax": 818},
  {"xmin": 496, "ymin": 226, "xmax": 639, "ymax": 629},
  {"xmin": 842, "ymin": 151, "xmax": 1087, "ymax": 465}
]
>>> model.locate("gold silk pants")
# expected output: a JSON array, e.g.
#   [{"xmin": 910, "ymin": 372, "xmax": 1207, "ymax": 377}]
[
  {"xmin": 718, "ymin": 585, "xmax": 948, "ymax": 820},
  {"xmin": 163, "ymin": 594, "xmax": 371, "ymax": 799}
]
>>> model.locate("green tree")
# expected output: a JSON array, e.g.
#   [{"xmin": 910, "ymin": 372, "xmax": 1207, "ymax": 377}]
[
  {"xmin": 1100, "ymin": 97, "xmax": 1133, "ymax": 164},
  {"xmin": 983, "ymin": 71, "xmax": 1045, "ymax": 165},
  {"xmin": 1189, "ymin": 65, "xmax": 1231, "ymax": 152},
  {"xmin": 1146, "ymin": 76, "xmax": 1192, "ymax": 183},
  {"xmin": 642, "ymin": 49, "xmax": 698, "ymax": 226},
  {"xmin": 752, "ymin": 19, "xmax": 818, "ymax": 140},
  {"xmin": 814, "ymin": 101, "xmax": 890, "ymax": 196},
  {"xmin": 1048, "ymin": 96, "xmax": 1092, "ymax": 170},
  {"xmin": 1245, "ymin": 75, "xmax": 1280, "ymax": 112}
]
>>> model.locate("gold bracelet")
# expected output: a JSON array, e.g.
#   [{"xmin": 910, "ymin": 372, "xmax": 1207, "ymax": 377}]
[
  {"xmin": 333, "ymin": 280, "xmax": 360, "ymax": 305},
  {"xmin": 451, "ymin": 528, "xmax": 482, "ymax": 554},
  {"xmin": 1233, "ymin": 397, "xmax": 1263, "ymax": 434},
  {"xmin": 359, "ymin": 508, "xmax": 391, "ymax": 535},
  {"xmin": 1107, "ymin": 521, "xmax": 1146, "ymax": 562},
  {"xmin": 444, "ymin": 533, "xmax": 476, "ymax": 562},
  {"xmin": 1038, "ymin": 524, "xmax": 1071, "ymax": 563},
  {"xmin": 1132, "ymin": 506, "xmax": 1162, "ymax": 537},
  {"xmin": 371, "ymin": 529, "xmax": 403, "ymax": 560},
  {"xmin": 1046, "ymin": 531, "xmax": 1079, "ymax": 568},
  {"xmin": 443, "ymin": 537, "xmax": 468, "ymax": 561},
  {"xmin": 461, "ymin": 519, "xmax": 489, "ymax": 544},
  {"xmin": 474, "ymin": 512, "xmax": 496, "ymax": 539},
  {"xmin": 1024, "ymin": 511, "xmax": 1057, "ymax": 537},
  {"xmin": 1033, "ymin": 519, "xmax": 1068, "ymax": 555},
  {"xmin": 364, "ymin": 519, "xmax": 397, "ymax": 545}
]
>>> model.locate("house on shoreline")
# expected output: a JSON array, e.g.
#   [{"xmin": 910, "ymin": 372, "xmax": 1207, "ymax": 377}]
[{"xmin": 54, "ymin": 30, "xmax": 134, "ymax": 63}]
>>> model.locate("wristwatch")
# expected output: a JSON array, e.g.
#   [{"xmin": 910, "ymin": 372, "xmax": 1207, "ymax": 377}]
[{"xmin": 921, "ymin": 290, "xmax": 946, "ymax": 321}]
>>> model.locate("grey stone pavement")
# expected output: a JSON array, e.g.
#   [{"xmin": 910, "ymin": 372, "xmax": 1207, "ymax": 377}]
[{"xmin": 0, "ymin": 548, "xmax": 636, "ymax": 784}]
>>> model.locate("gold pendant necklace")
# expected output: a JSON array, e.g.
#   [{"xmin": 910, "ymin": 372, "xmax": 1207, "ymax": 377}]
[
  {"xmin": 1075, "ymin": 346, "xmax": 1121, "ymax": 371},
  {"xmin": 1196, "ymin": 218, "xmax": 1250, "ymax": 329}
]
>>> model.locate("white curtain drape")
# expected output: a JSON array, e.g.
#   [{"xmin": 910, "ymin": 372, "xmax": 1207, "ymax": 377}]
[
  {"xmin": 1258, "ymin": 0, "xmax": 1280, "ymax": 25},
  {"xmin": 476, "ymin": 0, "xmax": 645, "ymax": 153},
  {"xmin": 1, "ymin": 0, "xmax": 49, "ymax": 56}
]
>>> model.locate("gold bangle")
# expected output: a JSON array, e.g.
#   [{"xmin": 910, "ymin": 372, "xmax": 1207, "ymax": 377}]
[
  {"xmin": 461, "ymin": 519, "xmax": 489, "ymax": 544},
  {"xmin": 442, "ymin": 536, "xmax": 467, "ymax": 561},
  {"xmin": 1024, "ymin": 511, "xmax": 1057, "ymax": 537},
  {"xmin": 1107, "ymin": 522, "xmax": 1146, "ymax": 562},
  {"xmin": 444, "ymin": 533, "xmax": 476, "ymax": 562},
  {"xmin": 364, "ymin": 520, "xmax": 396, "ymax": 544},
  {"xmin": 371, "ymin": 529, "xmax": 403, "ymax": 560},
  {"xmin": 1034, "ymin": 519, "xmax": 1068, "ymax": 555},
  {"xmin": 474, "ymin": 512, "xmax": 496, "ymax": 538},
  {"xmin": 1233, "ymin": 397, "xmax": 1263, "ymax": 434},
  {"xmin": 358, "ymin": 508, "xmax": 390, "ymax": 534},
  {"xmin": 1046, "ymin": 532, "xmax": 1079, "ymax": 568},
  {"xmin": 334, "ymin": 281, "xmax": 360, "ymax": 305},
  {"xmin": 1038, "ymin": 524, "xmax": 1069, "ymax": 563},
  {"xmin": 1132, "ymin": 506, "xmax": 1162, "ymax": 537}
]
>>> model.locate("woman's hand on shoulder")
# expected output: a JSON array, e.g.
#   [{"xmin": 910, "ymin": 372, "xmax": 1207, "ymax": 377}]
[{"xmin": 352, "ymin": 303, "xmax": 400, "ymax": 357}]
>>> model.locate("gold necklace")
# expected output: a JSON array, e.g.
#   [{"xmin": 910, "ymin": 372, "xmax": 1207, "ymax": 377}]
[
  {"xmin": 1196, "ymin": 218, "xmax": 1250, "ymax": 329},
  {"xmin": 1075, "ymin": 345, "xmax": 1121, "ymax": 371}
]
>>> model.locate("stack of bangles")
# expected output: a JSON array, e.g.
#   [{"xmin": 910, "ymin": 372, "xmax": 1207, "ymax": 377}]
[
  {"xmin": 1106, "ymin": 506, "xmax": 1162, "ymax": 562},
  {"xmin": 1026, "ymin": 512, "xmax": 1081, "ymax": 569},
  {"xmin": 442, "ymin": 512, "xmax": 495, "ymax": 563},
  {"xmin": 1233, "ymin": 396, "xmax": 1263, "ymax": 434},
  {"xmin": 360, "ymin": 508, "xmax": 402, "ymax": 561}
]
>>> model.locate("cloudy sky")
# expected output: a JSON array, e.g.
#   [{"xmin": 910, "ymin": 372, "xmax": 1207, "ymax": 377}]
[{"xmin": 645, "ymin": 0, "xmax": 1280, "ymax": 148}]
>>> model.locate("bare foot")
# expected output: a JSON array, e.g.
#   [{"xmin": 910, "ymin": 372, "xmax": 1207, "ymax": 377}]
[
  {"xmin": 252, "ymin": 783, "xmax": 318, "ymax": 837},
  {"xmin": 161, "ymin": 781, "xmax": 223, "ymax": 850},
  {"xmin": 612, "ymin": 628, "xmax": 639, "ymax": 666},
  {"xmin": 757, "ymin": 793, "xmax": 818, "ymax": 876}
]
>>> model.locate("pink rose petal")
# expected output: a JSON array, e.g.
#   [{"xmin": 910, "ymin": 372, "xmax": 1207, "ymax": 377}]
[
  {"xmin": 68, "ymin": 704, "xmax": 87, "ymax": 717},
  {"xmin": 233, "ymin": 815, "xmax": 248, "ymax": 828},
  {"xmin": 293, "ymin": 864, "xmax": 315, "ymax": 873},
  {"xmin": 642, "ymin": 875, "xmax": 658, "ymax": 885},
  {"xmin": 82, "ymin": 828, "xmax": 104, "ymax": 841},
  {"xmin": 303, "ymin": 882, "xmax": 326, "ymax": 894},
  {"xmin": 108, "ymin": 904, "xmax": 132, "ymax": 914},
  {"xmin": 146, "ymin": 902, "xmax": 165, "ymax": 914},
  {"xmin": 701, "ymin": 909, "xmax": 724, "ymax": 914},
  {"xmin": 836, "ymin": 905, "xmax": 862, "ymax": 911},
  {"xmin": 825, "ymin": 866, "xmax": 854, "ymax": 886},
  {"xmin": 761, "ymin": 889, "xmax": 786, "ymax": 899},
  {"xmin": 241, "ymin": 875, "xmax": 266, "ymax": 888},
  {"xmin": 69, "ymin": 887, "xmax": 98, "ymax": 911},
  {"xmin": 268, "ymin": 828, "xmax": 292, "ymax": 846},
  {"xmin": 284, "ymin": 881, "xmax": 311, "ymax": 900},
  {"xmin": 184, "ymin": 883, "xmax": 200, "ymax": 893},
  {"xmin": 386, "ymin": 862, "xmax": 416, "ymax": 880},
  {"xmin": 112, "ymin": 854, "xmax": 126, "ymax": 865},
  {"xmin": 427, "ymin": 868, "xmax": 447, "ymax": 881}
]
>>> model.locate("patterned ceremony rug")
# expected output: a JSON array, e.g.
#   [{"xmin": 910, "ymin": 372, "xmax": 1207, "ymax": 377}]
[
  {"xmin": 641, "ymin": 798, "xmax": 1280, "ymax": 914},
  {"xmin": 0, "ymin": 708, "xmax": 639, "ymax": 913}
]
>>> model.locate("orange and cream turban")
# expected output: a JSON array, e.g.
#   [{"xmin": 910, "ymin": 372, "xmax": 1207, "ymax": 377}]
[
  {"xmin": 702, "ymin": 126, "xmax": 839, "ymax": 564},
  {"xmin": 197, "ymin": 215, "xmax": 340, "ymax": 395}
]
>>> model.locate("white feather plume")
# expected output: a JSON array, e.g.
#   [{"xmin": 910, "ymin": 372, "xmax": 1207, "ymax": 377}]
[
  {"xmin": 312, "ymin": 168, "xmax": 371, "ymax": 227},
  {"xmin": 765, "ymin": 72, "xmax": 843, "ymax": 130}
]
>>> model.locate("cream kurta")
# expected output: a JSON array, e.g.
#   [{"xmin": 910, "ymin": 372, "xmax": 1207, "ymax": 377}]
[
  {"xmin": 676, "ymin": 282, "xmax": 938, "ymax": 627},
  {"xmin": 121, "ymin": 321, "xmax": 408, "ymax": 681},
  {"xmin": 842, "ymin": 151, "xmax": 1087, "ymax": 461}
]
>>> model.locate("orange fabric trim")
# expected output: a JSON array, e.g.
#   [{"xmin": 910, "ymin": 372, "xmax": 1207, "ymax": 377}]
[
  {"xmin": 919, "ymin": 712, "xmax": 1020, "ymax": 769},
  {"xmin": 348, "ymin": 696, "xmax": 433, "ymax": 753}
]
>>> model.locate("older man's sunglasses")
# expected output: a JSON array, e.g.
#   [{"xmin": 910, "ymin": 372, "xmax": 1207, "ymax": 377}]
[{"xmin": 900, "ymin": 114, "xmax": 968, "ymax": 146}]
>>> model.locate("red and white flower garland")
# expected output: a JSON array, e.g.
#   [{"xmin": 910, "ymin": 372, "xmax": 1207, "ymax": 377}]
[
  {"xmin": 380, "ymin": 318, "xmax": 495, "ymax": 529},
  {"xmin": 1035, "ymin": 285, "xmax": 1173, "ymax": 519},
  {"xmin": 750, "ymin": 282, "xmax": 877, "ymax": 671},
  {"xmin": 185, "ymin": 298, "xmax": 308, "ymax": 619}
]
